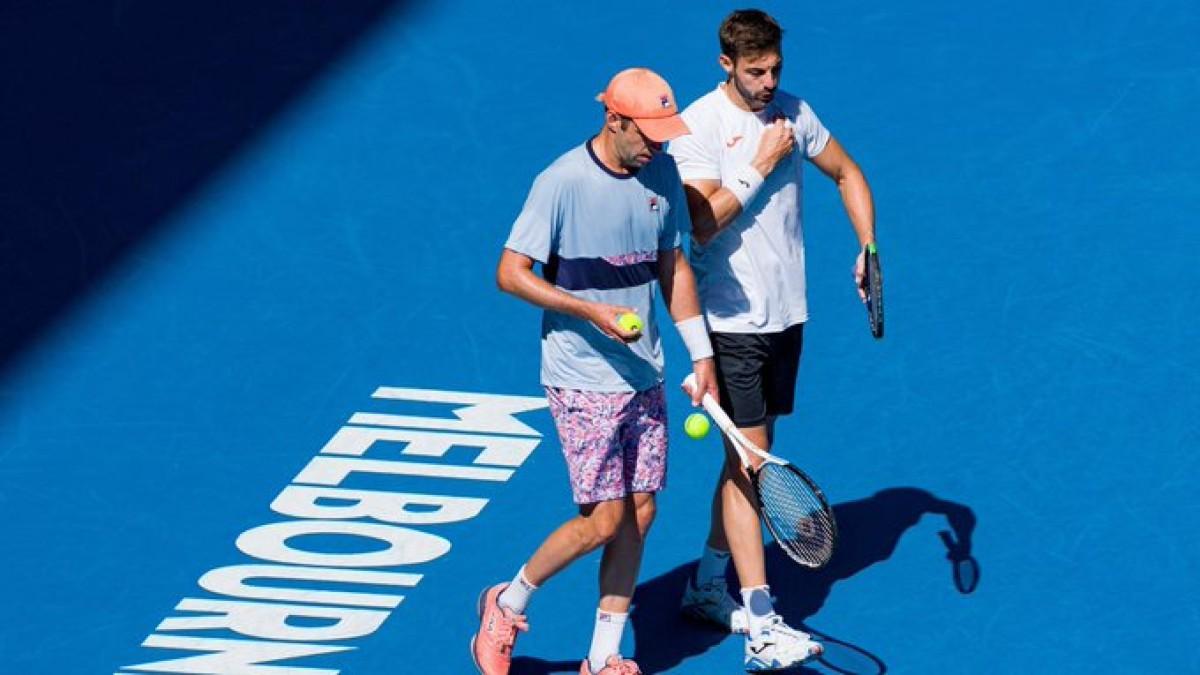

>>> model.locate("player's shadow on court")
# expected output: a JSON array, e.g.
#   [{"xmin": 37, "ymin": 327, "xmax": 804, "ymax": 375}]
[{"xmin": 627, "ymin": 487, "xmax": 979, "ymax": 674}]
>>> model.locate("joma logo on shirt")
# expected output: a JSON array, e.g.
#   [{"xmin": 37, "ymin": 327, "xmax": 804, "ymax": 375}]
[{"xmin": 726, "ymin": 135, "xmax": 744, "ymax": 148}]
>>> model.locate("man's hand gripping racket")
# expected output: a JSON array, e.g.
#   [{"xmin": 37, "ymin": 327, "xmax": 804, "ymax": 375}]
[
  {"xmin": 860, "ymin": 243, "xmax": 884, "ymax": 339},
  {"xmin": 683, "ymin": 374, "xmax": 838, "ymax": 569}
]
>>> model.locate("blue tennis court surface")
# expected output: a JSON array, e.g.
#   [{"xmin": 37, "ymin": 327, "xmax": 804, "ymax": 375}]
[{"xmin": 2, "ymin": 1, "xmax": 1197, "ymax": 672}]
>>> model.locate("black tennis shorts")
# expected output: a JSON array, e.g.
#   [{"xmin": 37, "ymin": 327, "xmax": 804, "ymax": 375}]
[{"xmin": 711, "ymin": 323, "xmax": 805, "ymax": 428}]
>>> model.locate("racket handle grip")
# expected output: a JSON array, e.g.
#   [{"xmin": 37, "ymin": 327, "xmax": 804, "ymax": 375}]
[{"xmin": 682, "ymin": 372, "xmax": 697, "ymax": 393}]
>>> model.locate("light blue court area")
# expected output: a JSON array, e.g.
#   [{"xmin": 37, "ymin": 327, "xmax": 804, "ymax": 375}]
[{"xmin": 1, "ymin": 1, "xmax": 1197, "ymax": 673}]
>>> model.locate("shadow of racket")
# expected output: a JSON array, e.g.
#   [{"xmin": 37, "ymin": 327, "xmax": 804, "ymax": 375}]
[
  {"xmin": 798, "ymin": 624, "xmax": 887, "ymax": 675},
  {"xmin": 938, "ymin": 530, "xmax": 980, "ymax": 594}
]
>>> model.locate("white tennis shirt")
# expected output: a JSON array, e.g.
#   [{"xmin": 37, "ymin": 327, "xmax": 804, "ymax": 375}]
[{"xmin": 670, "ymin": 84, "xmax": 830, "ymax": 333}]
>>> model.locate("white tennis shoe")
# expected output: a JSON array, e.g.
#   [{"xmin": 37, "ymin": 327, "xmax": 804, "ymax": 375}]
[
  {"xmin": 680, "ymin": 574, "xmax": 748, "ymax": 633},
  {"xmin": 743, "ymin": 614, "xmax": 823, "ymax": 672}
]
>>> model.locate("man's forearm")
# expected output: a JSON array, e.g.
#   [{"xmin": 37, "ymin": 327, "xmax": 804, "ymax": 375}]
[
  {"xmin": 838, "ymin": 167, "xmax": 875, "ymax": 246},
  {"xmin": 498, "ymin": 266, "xmax": 592, "ymax": 321},
  {"xmin": 663, "ymin": 254, "xmax": 702, "ymax": 322},
  {"xmin": 686, "ymin": 183, "xmax": 748, "ymax": 246},
  {"xmin": 666, "ymin": 257, "xmax": 714, "ymax": 363},
  {"xmin": 692, "ymin": 189, "xmax": 746, "ymax": 245}
]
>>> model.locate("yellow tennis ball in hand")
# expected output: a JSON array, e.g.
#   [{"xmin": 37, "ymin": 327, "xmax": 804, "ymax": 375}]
[
  {"xmin": 684, "ymin": 412, "xmax": 710, "ymax": 439},
  {"xmin": 617, "ymin": 312, "xmax": 643, "ymax": 333}
]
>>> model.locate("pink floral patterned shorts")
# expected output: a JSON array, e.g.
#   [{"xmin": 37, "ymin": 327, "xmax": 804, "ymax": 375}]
[{"xmin": 544, "ymin": 384, "xmax": 668, "ymax": 505}]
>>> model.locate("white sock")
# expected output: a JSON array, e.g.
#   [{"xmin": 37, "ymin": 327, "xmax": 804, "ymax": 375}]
[
  {"xmin": 741, "ymin": 585, "xmax": 775, "ymax": 637},
  {"xmin": 695, "ymin": 545, "xmax": 732, "ymax": 586},
  {"xmin": 497, "ymin": 566, "xmax": 538, "ymax": 614},
  {"xmin": 588, "ymin": 610, "xmax": 628, "ymax": 673}
]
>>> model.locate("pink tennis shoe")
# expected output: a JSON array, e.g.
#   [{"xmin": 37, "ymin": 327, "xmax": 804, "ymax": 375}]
[{"xmin": 470, "ymin": 584, "xmax": 529, "ymax": 675}]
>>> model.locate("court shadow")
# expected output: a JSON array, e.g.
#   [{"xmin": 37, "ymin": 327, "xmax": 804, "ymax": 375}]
[
  {"xmin": 0, "ymin": 1, "xmax": 414, "ymax": 374},
  {"xmin": 510, "ymin": 657, "xmax": 584, "ymax": 675},
  {"xmin": 629, "ymin": 487, "xmax": 977, "ymax": 674},
  {"xmin": 804, "ymin": 625, "xmax": 889, "ymax": 675},
  {"xmin": 766, "ymin": 487, "xmax": 978, "ymax": 621}
]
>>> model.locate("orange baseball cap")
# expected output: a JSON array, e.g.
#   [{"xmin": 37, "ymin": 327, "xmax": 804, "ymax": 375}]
[{"xmin": 596, "ymin": 67, "xmax": 690, "ymax": 142}]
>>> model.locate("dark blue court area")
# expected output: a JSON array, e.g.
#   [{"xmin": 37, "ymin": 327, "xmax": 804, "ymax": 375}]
[{"xmin": 2, "ymin": 1, "xmax": 1197, "ymax": 673}]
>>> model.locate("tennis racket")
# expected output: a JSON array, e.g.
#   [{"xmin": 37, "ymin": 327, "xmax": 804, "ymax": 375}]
[
  {"xmin": 863, "ymin": 243, "xmax": 884, "ymax": 339},
  {"xmin": 683, "ymin": 374, "xmax": 837, "ymax": 569}
]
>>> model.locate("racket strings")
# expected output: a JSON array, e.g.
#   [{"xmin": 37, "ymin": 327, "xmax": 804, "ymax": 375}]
[{"xmin": 757, "ymin": 464, "xmax": 836, "ymax": 567}]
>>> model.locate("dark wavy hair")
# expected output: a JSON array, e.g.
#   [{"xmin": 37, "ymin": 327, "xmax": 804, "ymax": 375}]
[{"xmin": 719, "ymin": 9, "xmax": 783, "ymax": 61}]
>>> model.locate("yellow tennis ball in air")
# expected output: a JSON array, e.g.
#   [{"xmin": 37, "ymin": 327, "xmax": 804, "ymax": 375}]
[
  {"xmin": 684, "ymin": 412, "xmax": 710, "ymax": 439},
  {"xmin": 617, "ymin": 312, "xmax": 643, "ymax": 333}
]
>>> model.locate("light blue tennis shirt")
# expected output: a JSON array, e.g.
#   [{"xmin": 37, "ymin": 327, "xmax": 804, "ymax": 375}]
[{"xmin": 505, "ymin": 139, "xmax": 689, "ymax": 392}]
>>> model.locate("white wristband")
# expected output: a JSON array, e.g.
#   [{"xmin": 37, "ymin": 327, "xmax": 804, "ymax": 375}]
[
  {"xmin": 723, "ymin": 164, "xmax": 765, "ymax": 207},
  {"xmin": 675, "ymin": 315, "xmax": 714, "ymax": 362}
]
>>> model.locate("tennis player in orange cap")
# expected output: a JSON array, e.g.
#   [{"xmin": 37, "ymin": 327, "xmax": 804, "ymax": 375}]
[{"xmin": 470, "ymin": 67, "xmax": 718, "ymax": 675}]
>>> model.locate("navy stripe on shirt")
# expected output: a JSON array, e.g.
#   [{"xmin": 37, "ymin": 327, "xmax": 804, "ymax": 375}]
[{"xmin": 546, "ymin": 255, "xmax": 659, "ymax": 291}]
